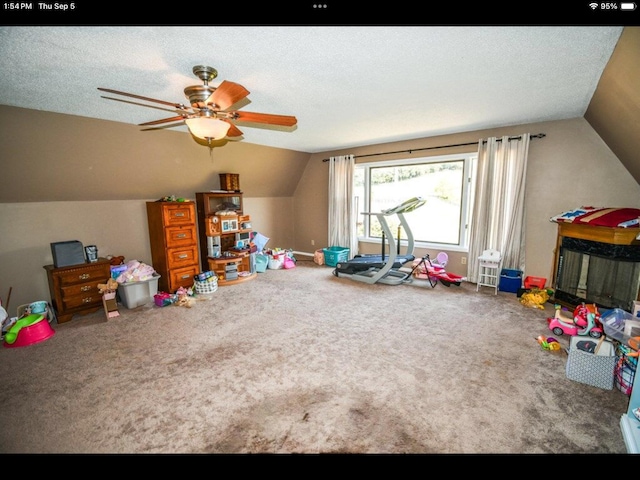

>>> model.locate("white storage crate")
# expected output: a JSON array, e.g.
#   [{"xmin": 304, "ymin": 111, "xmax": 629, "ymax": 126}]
[{"xmin": 118, "ymin": 274, "xmax": 160, "ymax": 309}]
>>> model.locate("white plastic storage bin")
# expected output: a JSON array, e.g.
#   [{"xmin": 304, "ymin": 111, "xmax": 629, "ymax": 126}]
[
  {"xmin": 602, "ymin": 308, "xmax": 640, "ymax": 344},
  {"xmin": 118, "ymin": 274, "xmax": 160, "ymax": 309}
]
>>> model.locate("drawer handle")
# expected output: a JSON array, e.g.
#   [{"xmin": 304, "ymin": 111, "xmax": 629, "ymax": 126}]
[
  {"xmin": 177, "ymin": 233, "xmax": 187, "ymax": 238},
  {"xmin": 181, "ymin": 274, "xmax": 191, "ymax": 279},
  {"xmin": 178, "ymin": 254, "xmax": 188, "ymax": 259},
  {"xmin": 174, "ymin": 212, "xmax": 185, "ymax": 217},
  {"xmin": 79, "ymin": 273, "xmax": 90, "ymax": 280},
  {"xmin": 81, "ymin": 285, "xmax": 92, "ymax": 292},
  {"xmin": 82, "ymin": 297, "xmax": 93, "ymax": 303}
]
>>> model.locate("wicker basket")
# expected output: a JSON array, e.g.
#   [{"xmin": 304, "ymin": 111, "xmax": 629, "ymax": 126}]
[{"xmin": 195, "ymin": 274, "xmax": 218, "ymax": 294}]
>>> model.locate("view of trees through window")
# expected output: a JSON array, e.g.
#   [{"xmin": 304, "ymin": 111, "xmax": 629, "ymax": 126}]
[{"xmin": 354, "ymin": 154, "xmax": 475, "ymax": 247}]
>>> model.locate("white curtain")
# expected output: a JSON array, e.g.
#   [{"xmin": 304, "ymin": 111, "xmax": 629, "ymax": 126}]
[
  {"xmin": 328, "ymin": 154, "xmax": 358, "ymax": 257},
  {"xmin": 467, "ymin": 134, "xmax": 530, "ymax": 283}
]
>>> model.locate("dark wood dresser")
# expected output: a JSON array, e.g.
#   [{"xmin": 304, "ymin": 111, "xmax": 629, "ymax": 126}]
[{"xmin": 44, "ymin": 258, "xmax": 112, "ymax": 323}]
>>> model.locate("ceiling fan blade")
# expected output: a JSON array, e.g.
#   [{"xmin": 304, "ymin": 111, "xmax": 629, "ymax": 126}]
[
  {"xmin": 223, "ymin": 120, "xmax": 243, "ymax": 138},
  {"xmin": 101, "ymin": 96, "xmax": 192, "ymax": 115},
  {"xmin": 138, "ymin": 115, "xmax": 187, "ymax": 127},
  {"xmin": 233, "ymin": 111, "xmax": 297, "ymax": 127},
  {"xmin": 98, "ymin": 87, "xmax": 188, "ymax": 110},
  {"xmin": 207, "ymin": 80, "xmax": 250, "ymax": 110},
  {"xmin": 140, "ymin": 122, "xmax": 186, "ymax": 132}
]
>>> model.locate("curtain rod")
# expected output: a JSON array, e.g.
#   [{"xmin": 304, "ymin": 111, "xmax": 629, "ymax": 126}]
[{"xmin": 321, "ymin": 133, "xmax": 546, "ymax": 162}]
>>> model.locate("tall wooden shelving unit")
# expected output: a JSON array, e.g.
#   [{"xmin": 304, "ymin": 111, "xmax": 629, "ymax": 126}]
[
  {"xmin": 195, "ymin": 191, "xmax": 256, "ymax": 286},
  {"xmin": 146, "ymin": 201, "xmax": 200, "ymax": 294}
]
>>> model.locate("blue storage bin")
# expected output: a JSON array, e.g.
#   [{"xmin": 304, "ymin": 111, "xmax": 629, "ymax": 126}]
[{"xmin": 499, "ymin": 268, "xmax": 522, "ymax": 293}]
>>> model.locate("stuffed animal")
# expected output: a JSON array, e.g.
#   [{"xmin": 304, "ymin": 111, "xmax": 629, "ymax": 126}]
[
  {"xmin": 108, "ymin": 256, "xmax": 125, "ymax": 266},
  {"xmin": 174, "ymin": 286, "xmax": 195, "ymax": 308},
  {"xmin": 97, "ymin": 278, "xmax": 119, "ymax": 294},
  {"xmin": 175, "ymin": 294, "xmax": 194, "ymax": 308}
]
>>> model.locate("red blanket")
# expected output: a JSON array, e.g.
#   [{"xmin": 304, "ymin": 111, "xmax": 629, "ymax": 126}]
[{"xmin": 550, "ymin": 206, "xmax": 640, "ymax": 228}]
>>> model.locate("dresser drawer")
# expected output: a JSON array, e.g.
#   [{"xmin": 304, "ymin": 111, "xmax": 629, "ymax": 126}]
[
  {"xmin": 165, "ymin": 225, "xmax": 197, "ymax": 247},
  {"xmin": 61, "ymin": 281, "xmax": 103, "ymax": 298},
  {"xmin": 167, "ymin": 245, "xmax": 199, "ymax": 269},
  {"xmin": 162, "ymin": 204, "xmax": 195, "ymax": 226},
  {"xmin": 169, "ymin": 265, "xmax": 199, "ymax": 290},
  {"xmin": 56, "ymin": 264, "xmax": 110, "ymax": 286},
  {"xmin": 61, "ymin": 292, "xmax": 102, "ymax": 310}
]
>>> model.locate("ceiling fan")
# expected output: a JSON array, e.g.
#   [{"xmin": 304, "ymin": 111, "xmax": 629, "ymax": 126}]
[{"xmin": 98, "ymin": 65, "xmax": 297, "ymax": 146}]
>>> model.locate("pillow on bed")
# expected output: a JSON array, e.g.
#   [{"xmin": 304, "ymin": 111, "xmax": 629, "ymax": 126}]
[{"xmin": 550, "ymin": 206, "xmax": 640, "ymax": 228}]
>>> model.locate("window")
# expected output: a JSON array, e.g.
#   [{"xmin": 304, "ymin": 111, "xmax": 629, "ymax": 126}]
[{"xmin": 354, "ymin": 152, "xmax": 477, "ymax": 251}]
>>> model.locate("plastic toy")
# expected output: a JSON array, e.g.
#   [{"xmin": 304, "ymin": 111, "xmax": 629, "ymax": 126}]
[
  {"xmin": 535, "ymin": 335, "xmax": 561, "ymax": 351},
  {"xmin": 547, "ymin": 303, "xmax": 603, "ymax": 338},
  {"xmin": 3, "ymin": 313, "xmax": 55, "ymax": 348},
  {"xmin": 411, "ymin": 255, "xmax": 464, "ymax": 287}
]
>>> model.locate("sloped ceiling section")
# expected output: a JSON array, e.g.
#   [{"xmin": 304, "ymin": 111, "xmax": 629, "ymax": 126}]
[
  {"xmin": 0, "ymin": 26, "xmax": 625, "ymax": 154},
  {"xmin": 585, "ymin": 27, "xmax": 640, "ymax": 185}
]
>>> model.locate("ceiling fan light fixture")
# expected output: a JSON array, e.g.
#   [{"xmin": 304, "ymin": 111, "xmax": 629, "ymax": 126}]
[{"xmin": 185, "ymin": 117, "xmax": 231, "ymax": 140}]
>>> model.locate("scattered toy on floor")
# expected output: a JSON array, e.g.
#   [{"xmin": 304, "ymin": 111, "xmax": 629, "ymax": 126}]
[
  {"xmin": 98, "ymin": 278, "xmax": 119, "ymax": 294},
  {"xmin": 97, "ymin": 278, "xmax": 119, "ymax": 319},
  {"xmin": 174, "ymin": 286, "xmax": 195, "ymax": 308}
]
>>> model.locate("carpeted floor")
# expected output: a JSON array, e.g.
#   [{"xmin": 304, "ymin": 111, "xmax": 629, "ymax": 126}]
[{"xmin": 0, "ymin": 259, "xmax": 632, "ymax": 453}]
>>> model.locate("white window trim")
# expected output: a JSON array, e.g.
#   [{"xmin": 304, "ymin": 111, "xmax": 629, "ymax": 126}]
[{"xmin": 355, "ymin": 152, "xmax": 477, "ymax": 252}]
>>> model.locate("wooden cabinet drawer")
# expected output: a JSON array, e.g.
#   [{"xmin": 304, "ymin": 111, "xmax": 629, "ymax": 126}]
[
  {"xmin": 162, "ymin": 204, "xmax": 195, "ymax": 226},
  {"xmin": 61, "ymin": 281, "xmax": 103, "ymax": 298},
  {"xmin": 62, "ymin": 293, "xmax": 102, "ymax": 310},
  {"xmin": 165, "ymin": 225, "xmax": 197, "ymax": 247},
  {"xmin": 169, "ymin": 265, "xmax": 199, "ymax": 290},
  {"xmin": 57, "ymin": 265, "xmax": 110, "ymax": 286},
  {"xmin": 167, "ymin": 245, "xmax": 199, "ymax": 269}
]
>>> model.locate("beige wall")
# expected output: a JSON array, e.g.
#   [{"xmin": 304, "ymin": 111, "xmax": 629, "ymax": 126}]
[
  {"xmin": 0, "ymin": 105, "xmax": 311, "ymax": 203},
  {"xmin": 0, "ymin": 196, "xmax": 294, "ymax": 313},
  {"xmin": 1, "ymin": 114, "xmax": 639, "ymax": 312},
  {"xmin": 2, "ymin": 26, "xmax": 640, "ymax": 315},
  {"xmin": 3, "ymin": 26, "xmax": 640, "ymax": 314},
  {"xmin": 293, "ymin": 118, "xmax": 640, "ymax": 281}
]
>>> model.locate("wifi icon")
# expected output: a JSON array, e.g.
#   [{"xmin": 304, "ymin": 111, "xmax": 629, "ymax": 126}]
[{"xmin": 589, "ymin": 2, "xmax": 599, "ymax": 8}]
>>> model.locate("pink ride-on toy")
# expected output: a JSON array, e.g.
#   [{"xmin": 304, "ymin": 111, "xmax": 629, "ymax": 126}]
[{"xmin": 546, "ymin": 303, "xmax": 603, "ymax": 339}]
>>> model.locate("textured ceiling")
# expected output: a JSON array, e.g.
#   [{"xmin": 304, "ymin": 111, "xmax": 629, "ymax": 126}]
[{"xmin": 0, "ymin": 26, "xmax": 624, "ymax": 153}]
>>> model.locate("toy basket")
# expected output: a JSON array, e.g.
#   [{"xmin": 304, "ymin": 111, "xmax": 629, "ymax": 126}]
[
  {"xmin": 17, "ymin": 302, "xmax": 55, "ymax": 323},
  {"xmin": 323, "ymin": 246, "xmax": 349, "ymax": 267},
  {"xmin": 614, "ymin": 343, "xmax": 637, "ymax": 396},
  {"xmin": 194, "ymin": 272, "xmax": 218, "ymax": 294},
  {"xmin": 566, "ymin": 336, "xmax": 616, "ymax": 390}
]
